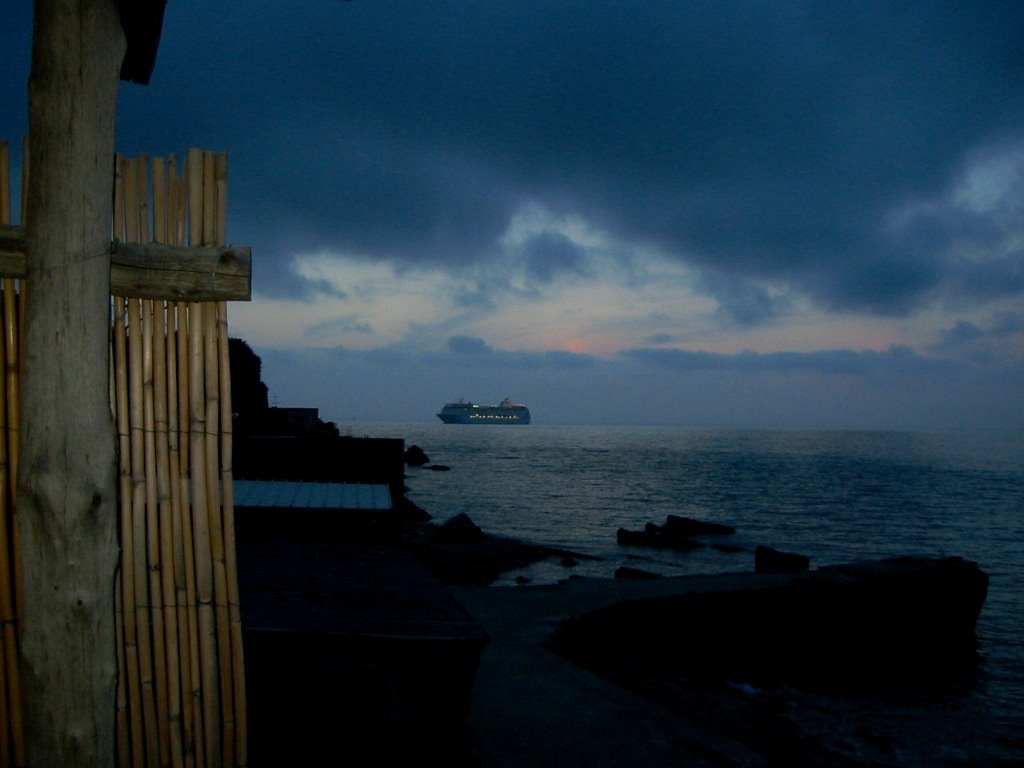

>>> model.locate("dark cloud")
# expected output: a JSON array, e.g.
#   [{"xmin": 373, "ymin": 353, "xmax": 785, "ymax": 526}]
[
  {"xmin": 930, "ymin": 312, "xmax": 1024, "ymax": 361},
  {"xmin": 447, "ymin": 335, "xmax": 492, "ymax": 355},
  {"xmin": 697, "ymin": 271, "xmax": 789, "ymax": 326},
  {"xmin": 5, "ymin": 1, "xmax": 1023, "ymax": 317},
  {"xmin": 519, "ymin": 232, "xmax": 589, "ymax": 284}
]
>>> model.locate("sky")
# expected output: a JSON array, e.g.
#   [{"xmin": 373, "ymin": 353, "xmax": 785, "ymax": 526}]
[{"xmin": 2, "ymin": 1, "xmax": 1023, "ymax": 429}]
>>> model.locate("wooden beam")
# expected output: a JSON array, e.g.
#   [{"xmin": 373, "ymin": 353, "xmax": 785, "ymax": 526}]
[
  {"xmin": 111, "ymin": 240, "xmax": 251, "ymax": 301},
  {"xmin": 0, "ymin": 224, "xmax": 251, "ymax": 301}
]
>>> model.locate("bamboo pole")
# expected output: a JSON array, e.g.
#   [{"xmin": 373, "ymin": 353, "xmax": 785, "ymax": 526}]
[
  {"xmin": 129, "ymin": 155, "xmax": 166, "ymax": 767},
  {"xmin": 187, "ymin": 149, "xmax": 218, "ymax": 768},
  {"xmin": 153, "ymin": 156, "xmax": 167, "ymax": 246},
  {"xmin": 215, "ymin": 148, "xmax": 246, "ymax": 767},
  {"xmin": 137, "ymin": 156, "xmax": 173, "ymax": 768},
  {"xmin": 203, "ymin": 302, "xmax": 232, "ymax": 768},
  {"xmin": 174, "ymin": 303, "xmax": 199, "ymax": 768},
  {"xmin": 166, "ymin": 155, "xmax": 198, "ymax": 768},
  {"xmin": 154, "ymin": 300, "xmax": 185, "ymax": 768},
  {"xmin": 129, "ymin": 295, "xmax": 161, "ymax": 768},
  {"xmin": 112, "ymin": 157, "xmax": 129, "ymax": 764},
  {"xmin": 153, "ymin": 156, "xmax": 186, "ymax": 768},
  {"xmin": 144, "ymin": 298, "xmax": 172, "ymax": 768},
  {"xmin": 114, "ymin": 295, "xmax": 144, "ymax": 768},
  {"xmin": 201, "ymin": 152, "xmax": 234, "ymax": 768},
  {"xmin": 218, "ymin": 304, "xmax": 246, "ymax": 768},
  {"xmin": 166, "ymin": 301, "xmax": 197, "ymax": 768},
  {"xmin": 175, "ymin": 303, "xmax": 201, "ymax": 768},
  {"xmin": 201, "ymin": 153, "xmax": 215, "ymax": 248},
  {"xmin": 181, "ymin": 154, "xmax": 205, "ymax": 768},
  {"xmin": 126, "ymin": 156, "xmax": 162, "ymax": 767},
  {"xmin": 114, "ymin": 157, "xmax": 146, "ymax": 768},
  {"xmin": 189, "ymin": 302, "xmax": 219, "ymax": 768},
  {"xmin": 167, "ymin": 310, "xmax": 196, "ymax": 768}
]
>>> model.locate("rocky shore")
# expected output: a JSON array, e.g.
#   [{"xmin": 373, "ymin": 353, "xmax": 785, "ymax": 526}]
[{"xmin": 400, "ymin": 515, "xmax": 989, "ymax": 767}]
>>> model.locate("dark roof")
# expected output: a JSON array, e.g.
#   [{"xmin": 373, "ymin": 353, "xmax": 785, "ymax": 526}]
[
  {"xmin": 233, "ymin": 479, "xmax": 393, "ymax": 511},
  {"xmin": 117, "ymin": 0, "xmax": 168, "ymax": 85}
]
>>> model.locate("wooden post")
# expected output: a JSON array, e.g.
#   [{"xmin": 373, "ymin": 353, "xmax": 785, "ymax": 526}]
[{"xmin": 19, "ymin": 2, "xmax": 125, "ymax": 765}]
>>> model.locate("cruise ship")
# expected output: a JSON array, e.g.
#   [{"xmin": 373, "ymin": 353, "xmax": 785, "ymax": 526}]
[{"xmin": 436, "ymin": 398, "xmax": 531, "ymax": 425}]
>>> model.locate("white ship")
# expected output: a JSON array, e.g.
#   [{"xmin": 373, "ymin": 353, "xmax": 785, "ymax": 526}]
[{"xmin": 436, "ymin": 398, "xmax": 531, "ymax": 425}]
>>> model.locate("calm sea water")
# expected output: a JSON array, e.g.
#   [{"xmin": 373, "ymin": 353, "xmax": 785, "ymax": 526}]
[{"xmin": 357, "ymin": 423, "xmax": 1024, "ymax": 765}]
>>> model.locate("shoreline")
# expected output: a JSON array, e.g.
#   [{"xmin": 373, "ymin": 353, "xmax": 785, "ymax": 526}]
[{"xmin": 400, "ymin": 516, "xmax": 598, "ymax": 587}]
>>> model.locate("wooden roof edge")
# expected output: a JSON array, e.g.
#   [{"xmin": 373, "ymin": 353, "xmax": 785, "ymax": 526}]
[{"xmin": 117, "ymin": 0, "xmax": 169, "ymax": 85}]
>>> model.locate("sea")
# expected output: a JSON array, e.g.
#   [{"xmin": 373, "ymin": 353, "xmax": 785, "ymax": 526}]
[{"xmin": 354, "ymin": 422, "xmax": 1023, "ymax": 766}]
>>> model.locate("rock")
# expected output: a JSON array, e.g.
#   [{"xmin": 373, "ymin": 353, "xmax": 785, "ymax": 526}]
[
  {"xmin": 615, "ymin": 566, "xmax": 662, "ymax": 580},
  {"xmin": 427, "ymin": 464, "xmax": 451, "ymax": 472},
  {"xmin": 617, "ymin": 514, "xmax": 733, "ymax": 553},
  {"xmin": 549, "ymin": 555, "xmax": 989, "ymax": 689},
  {"xmin": 437, "ymin": 513, "xmax": 485, "ymax": 543},
  {"xmin": 662, "ymin": 514, "xmax": 736, "ymax": 537},
  {"xmin": 617, "ymin": 527, "xmax": 705, "ymax": 552},
  {"xmin": 405, "ymin": 445, "xmax": 430, "ymax": 466},
  {"xmin": 560, "ymin": 557, "xmax": 579, "ymax": 568},
  {"xmin": 755, "ymin": 545, "xmax": 810, "ymax": 574},
  {"xmin": 515, "ymin": 575, "xmax": 531, "ymax": 585}
]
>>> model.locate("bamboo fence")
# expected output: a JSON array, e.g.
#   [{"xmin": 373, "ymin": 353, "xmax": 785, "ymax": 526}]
[
  {"xmin": 111, "ymin": 149, "xmax": 247, "ymax": 768},
  {"xmin": 0, "ymin": 140, "xmax": 246, "ymax": 767}
]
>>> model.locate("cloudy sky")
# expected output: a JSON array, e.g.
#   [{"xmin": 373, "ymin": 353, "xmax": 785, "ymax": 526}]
[{"xmin": 3, "ymin": 2, "xmax": 1023, "ymax": 428}]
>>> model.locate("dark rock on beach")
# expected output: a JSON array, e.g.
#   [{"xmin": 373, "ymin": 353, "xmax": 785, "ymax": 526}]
[
  {"xmin": 616, "ymin": 526, "xmax": 702, "ymax": 551},
  {"xmin": 617, "ymin": 514, "xmax": 736, "ymax": 554},
  {"xmin": 755, "ymin": 545, "xmax": 810, "ymax": 573},
  {"xmin": 610, "ymin": 514, "xmax": 741, "ymax": 557},
  {"xmin": 662, "ymin": 514, "xmax": 736, "ymax": 537},
  {"xmin": 549, "ymin": 555, "xmax": 988, "ymax": 690},
  {"xmin": 404, "ymin": 444, "xmax": 430, "ymax": 466},
  {"xmin": 437, "ymin": 512, "xmax": 486, "ymax": 543}
]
